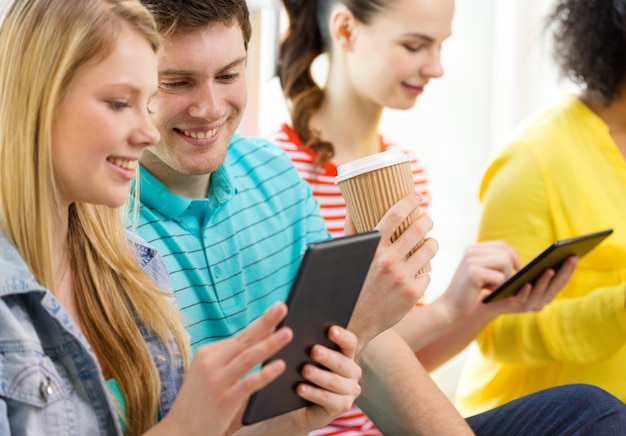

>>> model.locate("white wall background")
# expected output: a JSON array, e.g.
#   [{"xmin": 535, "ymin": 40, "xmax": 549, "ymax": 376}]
[{"xmin": 245, "ymin": 0, "xmax": 580, "ymax": 400}]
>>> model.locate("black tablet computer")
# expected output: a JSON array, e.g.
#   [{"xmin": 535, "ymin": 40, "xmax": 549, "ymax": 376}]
[
  {"xmin": 482, "ymin": 229, "xmax": 613, "ymax": 304},
  {"xmin": 242, "ymin": 230, "xmax": 381, "ymax": 425}
]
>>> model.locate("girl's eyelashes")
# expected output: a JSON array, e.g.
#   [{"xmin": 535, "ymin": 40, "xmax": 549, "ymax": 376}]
[
  {"xmin": 404, "ymin": 44, "xmax": 425, "ymax": 53},
  {"xmin": 108, "ymin": 100, "xmax": 130, "ymax": 111},
  {"xmin": 108, "ymin": 99, "xmax": 155, "ymax": 115}
]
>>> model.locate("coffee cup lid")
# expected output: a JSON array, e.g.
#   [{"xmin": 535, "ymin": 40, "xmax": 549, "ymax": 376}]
[{"xmin": 334, "ymin": 149, "xmax": 409, "ymax": 184}]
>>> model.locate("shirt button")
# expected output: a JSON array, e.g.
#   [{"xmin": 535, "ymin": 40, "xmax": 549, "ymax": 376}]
[
  {"xmin": 214, "ymin": 267, "xmax": 221, "ymax": 278},
  {"xmin": 40, "ymin": 377, "xmax": 53, "ymax": 402},
  {"xmin": 157, "ymin": 354, "xmax": 166, "ymax": 362}
]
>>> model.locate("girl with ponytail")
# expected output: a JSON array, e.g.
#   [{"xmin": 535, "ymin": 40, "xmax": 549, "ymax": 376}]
[
  {"xmin": 273, "ymin": 1, "xmax": 580, "ymax": 434},
  {"xmin": 276, "ymin": 0, "xmax": 432, "ymax": 237}
]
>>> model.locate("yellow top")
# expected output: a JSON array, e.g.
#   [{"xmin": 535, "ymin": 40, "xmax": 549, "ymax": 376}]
[{"xmin": 456, "ymin": 94, "xmax": 626, "ymax": 416}]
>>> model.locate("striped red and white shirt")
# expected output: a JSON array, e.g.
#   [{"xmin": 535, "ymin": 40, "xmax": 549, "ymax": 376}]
[{"xmin": 273, "ymin": 123, "xmax": 431, "ymax": 435}]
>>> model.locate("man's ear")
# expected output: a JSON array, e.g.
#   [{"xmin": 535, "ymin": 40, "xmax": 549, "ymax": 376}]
[{"xmin": 329, "ymin": 6, "xmax": 357, "ymax": 51}]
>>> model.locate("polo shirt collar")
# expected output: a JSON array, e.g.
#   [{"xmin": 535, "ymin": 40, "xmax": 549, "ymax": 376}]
[
  {"xmin": 138, "ymin": 166, "xmax": 192, "ymax": 220},
  {"xmin": 138, "ymin": 164, "xmax": 236, "ymax": 222}
]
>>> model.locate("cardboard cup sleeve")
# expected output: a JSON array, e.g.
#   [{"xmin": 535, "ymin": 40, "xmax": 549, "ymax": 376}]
[{"xmin": 335, "ymin": 150, "xmax": 431, "ymax": 276}]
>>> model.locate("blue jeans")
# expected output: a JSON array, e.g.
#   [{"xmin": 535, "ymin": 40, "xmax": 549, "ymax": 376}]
[{"xmin": 466, "ymin": 384, "xmax": 626, "ymax": 435}]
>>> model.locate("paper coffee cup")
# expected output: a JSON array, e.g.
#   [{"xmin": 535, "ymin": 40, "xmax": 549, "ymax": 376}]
[{"xmin": 334, "ymin": 149, "xmax": 430, "ymax": 275}]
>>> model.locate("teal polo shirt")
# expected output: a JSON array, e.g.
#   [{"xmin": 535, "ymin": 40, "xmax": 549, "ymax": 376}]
[{"xmin": 130, "ymin": 134, "xmax": 329, "ymax": 351}]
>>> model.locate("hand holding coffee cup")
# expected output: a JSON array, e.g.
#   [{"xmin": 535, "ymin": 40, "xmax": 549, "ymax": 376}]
[{"xmin": 334, "ymin": 149, "xmax": 431, "ymax": 276}]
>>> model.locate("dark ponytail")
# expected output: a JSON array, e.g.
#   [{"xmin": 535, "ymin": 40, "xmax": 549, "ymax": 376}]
[
  {"xmin": 278, "ymin": 0, "xmax": 390, "ymax": 167},
  {"xmin": 278, "ymin": 0, "xmax": 334, "ymax": 167}
]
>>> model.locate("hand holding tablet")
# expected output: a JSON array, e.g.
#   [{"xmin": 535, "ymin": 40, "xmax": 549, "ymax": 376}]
[
  {"xmin": 242, "ymin": 231, "xmax": 380, "ymax": 425},
  {"xmin": 482, "ymin": 229, "xmax": 613, "ymax": 304}
]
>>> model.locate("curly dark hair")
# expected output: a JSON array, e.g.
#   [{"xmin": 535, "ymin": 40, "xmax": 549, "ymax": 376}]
[{"xmin": 547, "ymin": 0, "xmax": 626, "ymax": 103}]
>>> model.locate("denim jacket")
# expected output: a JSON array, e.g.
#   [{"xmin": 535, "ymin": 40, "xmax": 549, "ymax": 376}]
[{"xmin": 0, "ymin": 230, "xmax": 184, "ymax": 435}]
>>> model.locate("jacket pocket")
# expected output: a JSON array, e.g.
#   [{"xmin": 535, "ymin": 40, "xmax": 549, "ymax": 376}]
[{"xmin": 0, "ymin": 346, "xmax": 75, "ymax": 434}]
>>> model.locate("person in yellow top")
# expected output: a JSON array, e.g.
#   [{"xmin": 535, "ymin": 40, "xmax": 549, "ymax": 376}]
[{"xmin": 456, "ymin": 0, "xmax": 626, "ymax": 416}]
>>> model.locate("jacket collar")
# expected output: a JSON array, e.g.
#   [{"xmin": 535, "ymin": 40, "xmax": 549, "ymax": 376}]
[{"xmin": 0, "ymin": 229, "xmax": 46, "ymax": 297}]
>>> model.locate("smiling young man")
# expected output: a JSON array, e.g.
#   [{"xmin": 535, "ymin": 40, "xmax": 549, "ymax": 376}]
[
  {"xmin": 132, "ymin": 0, "xmax": 472, "ymax": 434},
  {"xmin": 131, "ymin": 0, "xmax": 626, "ymax": 434}
]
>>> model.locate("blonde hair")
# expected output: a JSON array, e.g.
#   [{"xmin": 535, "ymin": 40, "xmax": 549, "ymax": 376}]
[{"xmin": 0, "ymin": 1, "xmax": 189, "ymax": 434}]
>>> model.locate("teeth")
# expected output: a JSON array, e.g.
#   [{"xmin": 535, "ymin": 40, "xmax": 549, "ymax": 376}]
[
  {"xmin": 108, "ymin": 158, "xmax": 137, "ymax": 170},
  {"xmin": 182, "ymin": 128, "xmax": 218, "ymax": 140}
]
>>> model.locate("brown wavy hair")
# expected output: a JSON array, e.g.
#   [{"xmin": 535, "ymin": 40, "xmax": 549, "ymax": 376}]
[{"xmin": 278, "ymin": 0, "xmax": 392, "ymax": 167}]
